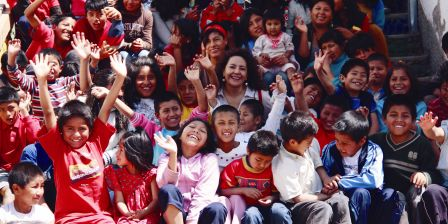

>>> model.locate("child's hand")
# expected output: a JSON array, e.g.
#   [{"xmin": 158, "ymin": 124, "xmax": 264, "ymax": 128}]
[
  {"xmin": 270, "ymin": 75, "xmax": 287, "ymax": 94},
  {"xmin": 314, "ymin": 50, "xmax": 329, "ymax": 73},
  {"xmin": 355, "ymin": 106, "xmax": 369, "ymax": 119},
  {"xmin": 294, "ymin": 16, "xmax": 308, "ymax": 33},
  {"xmin": 129, "ymin": 209, "xmax": 145, "ymax": 220},
  {"xmin": 71, "ymin": 32, "xmax": 91, "ymax": 60},
  {"xmin": 154, "ymin": 132, "xmax": 178, "ymax": 155},
  {"xmin": 103, "ymin": 6, "xmax": 122, "ymax": 20},
  {"xmin": 241, "ymin": 188, "xmax": 262, "ymax": 199},
  {"xmin": 7, "ymin": 39, "xmax": 21, "ymax": 58},
  {"xmin": 110, "ymin": 54, "xmax": 127, "ymax": 78},
  {"xmin": 100, "ymin": 41, "xmax": 118, "ymax": 59},
  {"xmin": 323, "ymin": 174, "xmax": 341, "ymax": 190},
  {"xmin": 271, "ymin": 54, "xmax": 289, "ymax": 67},
  {"xmin": 131, "ymin": 38, "xmax": 144, "ymax": 52},
  {"xmin": 289, "ymin": 72, "xmax": 304, "ymax": 94},
  {"xmin": 204, "ymin": 84, "xmax": 217, "ymax": 101},
  {"xmin": 29, "ymin": 54, "xmax": 51, "ymax": 81},
  {"xmin": 155, "ymin": 52, "xmax": 176, "ymax": 68},
  {"xmin": 185, "ymin": 6, "xmax": 199, "ymax": 21},
  {"xmin": 410, "ymin": 172, "xmax": 427, "ymax": 188},
  {"xmin": 258, "ymin": 196, "xmax": 274, "ymax": 207},
  {"xmin": 19, "ymin": 92, "xmax": 31, "ymax": 114},
  {"xmin": 66, "ymin": 81, "xmax": 81, "ymax": 101},
  {"xmin": 418, "ymin": 112, "xmax": 438, "ymax": 132},
  {"xmin": 184, "ymin": 64, "xmax": 200, "ymax": 81},
  {"xmin": 91, "ymin": 86, "xmax": 110, "ymax": 99},
  {"xmin": 259, "ymin": 53, "xmax": 271, "ymax": 68},
  {"xmin": 194, "ymin": 54, "xmax": 213, "ymax": 71},
  {"xmin": 90, "ymin": 44, "xmax": 101, "ymax": 61}
]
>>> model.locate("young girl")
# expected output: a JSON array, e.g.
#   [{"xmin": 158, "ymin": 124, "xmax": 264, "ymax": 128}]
[
  {"xmin": 154, "ymin": 118, "xmax": 228, "ymax": 224},
  {"xmin": 252, "ymin": 9, "xmax": 299, "ymax": 88},
  {"xmin": 105, "ymin": 129, "xmax": 160, "ymax": 223},
  {"xmin": 35, "ymin": 53, "xmax": 126, "ymax": 223}
]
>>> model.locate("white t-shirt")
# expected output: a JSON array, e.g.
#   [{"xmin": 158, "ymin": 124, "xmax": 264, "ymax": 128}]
[
  {"xmin": 342, "ymin": 149, "xmax": 362, "ymax": 176},
  {"xmin": 0, "ymin": 202, "xmax": 54, "ymax": 224},
  {"xmin": 437, "ymin": 121, "xmax": 448, "ymax": 187},
  {"xmin": 216, "ymin": 132, "xmax": 250, "ymax": 170}
]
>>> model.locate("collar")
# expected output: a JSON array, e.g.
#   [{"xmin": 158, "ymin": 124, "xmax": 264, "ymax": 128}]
[
  {"xmin": 242, "ymin": 156, "xmax": 265, "ymax": 173},
  {"xmin": 280, "ymin": 144, "xmax": 306, "ymax": 160},
  {"xmin": 181, "ymin": 152, "xmax": 202, "ymax": 162},
  {"xmin": 218, "ymin": 87, "xmax": 257, "ymax": 99},
  {"xmin": 333, "ymin": 53, "xmax": 349, "ymax": 64}
]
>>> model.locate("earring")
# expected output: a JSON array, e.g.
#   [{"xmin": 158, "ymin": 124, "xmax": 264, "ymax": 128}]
[
  {"xmin": 245, "ymin": 82, "xmax": 248, "ymax": 86},
  {"xmin": 222, "ymin": 78, "xmax": 226, "ymax": 82}
]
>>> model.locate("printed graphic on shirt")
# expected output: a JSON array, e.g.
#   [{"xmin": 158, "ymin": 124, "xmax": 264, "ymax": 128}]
[
  {"xmin": 235, "ymin": 176, "xmax": 271, "ymax": 192},
  {"xmin": 69, "ymin": 159, "xmax": 101, "ymax": 183},
  {"xmin": 408, "ymin": 151, "xmax": 418, "ymax": 161}
]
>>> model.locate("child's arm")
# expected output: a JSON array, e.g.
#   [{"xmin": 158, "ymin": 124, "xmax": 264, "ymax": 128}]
[
  {"xmin": 294, "ymin": 16, "xmax": 310, "ymax": 59},
  {"xmin": 71, "ymin": 32, "xmax": 93, "ymax": 92},
  {"xmin": 7, "ymin": 40, "xmax": 37, "ymax": 92},
  {"xmin": 103, "ymin": 7, "xmax": 125, "ymax": 47},
  {"xmin": 290, "ymin": 73, "xmax": 309, "ymax": 112},
  {"xmin": 32, "ymin": 54, "xmax": 56, "ymax": 130},
  {"xmin": 154, "ymin": 133, "xmax": 179, "ymax": 186},
  {"xmin": 98, "ymin": 54, "xmax": 127, "ymax": 124},
  {"xmin": 260, "ymin": 76, "xmax": 287, "ymax": 133},
  {"xmin": 418, "ymin": 112, "xmax": 446, "ymax": 144},
  {"xmin": 169, "ymin": 34, "xmax": 184, "ymax": 72},
  {"xmin": 314, "ymin": 50, "xmax": 335, "ymax": 95},
  {"xmin": 115, "ymin": 190, "xmax": 134, "ymax": 217},
  {"xmin": 185, "ymin": 65, "xmax": 208, "ymax": 113},
  {"xmin": 194, "ymin": 54, "xmax": 219, "ymax": 90},
  {"xmin": 155, "ymin": 52, "xmax": 177, "ymax": 92},
  {"xmin": 129, "ymin": 179, "xmax": 159, "ymax": 220},
  {"xmin": 205, "ymin": 84, "xmax": 218, "ymax": 108},
  {"xmin": 220, "ymin": 188, "xmax": 262, "ymax": 199},
  {"xmin": 24, "ymin": 0, "xmax": 45, "ymax": 28}
]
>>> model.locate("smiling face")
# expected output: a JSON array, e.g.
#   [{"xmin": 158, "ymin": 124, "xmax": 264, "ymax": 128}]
[
  {"xmin": 53, "ymin": 17, "xmax": 76, "ymax": 43},
  {"xmin": 320, "ymin": 104, "xmax": 343, "ymax": 131},
  {"xmin": 62, "ymin": 117, "xmax": 90, "ymax": 149},
  {"xmin": 334, "ymin": 132, "xmax": 365, "ymax": 157},
  {"xmin": 206, "ymin": 32, "xmax": 227, "ymax": 60},
  {"xmin": 135, "ymin": 66, "xmax": 157, "ymax": 98},
  {"xmin": 47, "ymin": 55, "xmax": 62, "ymax": 81},
  {"xmin": 239, "ymin": 105, "xmax": 261, "ymax": 133},
  {"xmin": 180, "ymin": 120, "xmax": 208, "ymax": 154},
  {"xmin": 384, "ymin": 105, "xmax": 413, "ymax": 138},
  {"xmin": 178, "ymin": 79, "xmax": 197, "ymax": 106},
  {"xmin": 265, "ymin": 19, "xmax": 282, "ymax": 37},
  {"xmin": 223, "ymin": 56, "xmax": 248, "ymax": 88},
  {"xmin": 0, "ymin": 101, "xmax": 19, "ymax": 126},
  {"xmin": 368, "ymin": 60, "xmax": 387, "ymax": 87},
  {"xmin": 322, "ymin": 41, "xmax": 343, "ymax": 61},
  {"xmin": 303, "ymin": 84, "xmax": 324, "ymax": 108},
  {"xmin": 13, "ymin": 175, "xmax": 45, "ymax": 208},
  {"xmin": 340, "ymin": 66, "xmax": 368, "ymax": 95},
  {"xmin": 123, "ymin": 0, "xmax": 141, "ymax": 12},
  {"xmin": 311, "ymin": 1, "xmax": 333, "ymax": 27},
  {"xmin": 248, "ymin": 14, "xmax": 264, "ymax": 39},
  {"xmin": 86, "ymin": 10, "xmax": 107, "ymax": 31},
  {"xmin": 389, "ymin": 69, "xmax": 411, "ymax": 95},
  {"xmin": 247, "ymin": 152, "xmax": 273, "ymax": 172},
  {"xmin": 157, "ymin": 100, "xmax": 182, "ymax": 130},
  {"xmin": 213, "ymin": 111, "xmax": 239, "ymax": 143}
]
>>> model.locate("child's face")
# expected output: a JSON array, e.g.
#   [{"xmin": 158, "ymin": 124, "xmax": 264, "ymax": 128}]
[
  {"xmin": 384, "ymin": 105, "xmax": 413, "ymax": 138},
  {"xmin": 440, "ymin": 82, "xmax": 448, "ymax": 105},
  {"xmin": 62, "ymin": 117, "xmax": 90, "ymax": 149},
  {"xmin": 206, "ymin": 32, "xmax": 227, "ymax": 59},
  {"xmin": 86, "ymin": 10, "xmax": 107, "ymax": 31},
  {"xmin": 287, "ymin": 136, "xmax": 314, "ymax": 156},
  {"xmin": 248, "ymin": 14, "xmax": 264, "ymax": 39},
  {"xmin": 355, "ymin": 48, "xmax": 375, "ymax": 61},
  {"xmin": 339, "ymin": 66, "xmax": 368, "ymax": 94},
  {"xmin": 0, "ymin": 101, "xmax": 19, "ymax": 126},
  {"xmin": 53, "ymin": 17, "xmax": 76, "ymax": 43},
  {"xmin": 116, "ymin": 139, "xmax": 130, "ymax": 167},
  {"xmin": 303, "ymin": 84, "xmax": 324, "ymax": 108},
  {"xmin": 320, "ymin": 104, "xmax": 343, "ymax": 131},
  {"xmin": 368, "ymin": 60, "xmax": 387, "ymax": 86},
  {"xmin": 223, "ymin": 56, "xmax": 248, "ymax": 88},
  {"xmin": 239, "ymin": 105, "xmax": 261, "ymax": 133},
  {"xmin": 311, "ymin": 1, "xmax": 333, "ymax": 26},
  {"xmin": 265, "ymin": 19, "xmax": 282, "ymax": 37},
  {"xmin": 178, "ymin": 79, "xmax": 197, "ymax": 106},
  {"xmin": 135, "ymin": 66, "xmax": 156, "ymax": 98},
  {"xmin": 13, "ymin": 175, "xmax": 45, "ymax": 207},
  {"xmin": 47, "ymin": 55, "xmax": 62, "ymax": 81},
  {"xmin": 322, "ymin": 41, "xmax": 343, "ymax": 61},
  {"xmin": 247, "ymin": 151, "xmax": 273, "ymax": 172},
  {"xmin": 334, "ymin": 132, "xmax": 366, "ymax": 157},
  {"xmin": 157, "ymin": 100, "xmax": 182, "ymax": 130},
  {"xmin": 389, "ymin": 69, "xmax": 411, "ymax": 95},
  {"xmin": 123, "ymin": 0, "xmax": 141, "ymax": 12},
  {"xmin": 213, "ymin": 111, "xmax": 239, "ymax": 143},
  {"xmin": 180, "ymin": 120, "xmax": 208, "ymax": 152}
]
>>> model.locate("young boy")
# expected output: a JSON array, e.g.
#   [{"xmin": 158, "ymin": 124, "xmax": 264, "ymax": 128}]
[
  {"xmin": 370, "ymin": 94, "xmax": 441, "ymax": 223},
  {"xmin": 366, "ymin": 53, "xmax": 389, "ymax": 103},
  {"xmin": 220, "ymin": 130, "xmax": 291, "ymax": 223},
  {"xmin": 345, "ymin": 32, "xmax": 376, "ymax": 61},
  {"xmin": 272, "ymin": 111, "xmax": 351, "ymax": 224},
  {"xmin": 428, "ymin": 61, "xmax": 448, "ymax": 126},
  {"xmin": 0, "ymin": 86, "xmax": 40, "ymax": 205},
  {"xmin": 0, "ymin": 162, "xmax": 54, "ymax": 224},
  {"xmin": 321, "ymin": 110, "xmax": 391, "ymax": 224}
]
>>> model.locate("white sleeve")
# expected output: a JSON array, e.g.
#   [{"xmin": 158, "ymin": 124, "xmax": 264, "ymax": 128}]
[
  {"xmin": 252, "ymin": 35, "xmax": 264, "ymax": 57},
  {"xmin": 261, "ymin": 92, "xmax": 285, "ymax": 133},
  {"xmin": 309, "ymin": 138, "xmax": 323, "ymax": 168}
]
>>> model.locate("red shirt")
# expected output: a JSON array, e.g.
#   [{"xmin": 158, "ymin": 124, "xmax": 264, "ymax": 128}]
[
  {"xmin": 26, "ymin": 22, "xmax": 73, "ymax": 60},
  {"xmin": 0, "ymin": 114, "xmax": 41, "ymax": 171},
  {"xmin": 312, "ymin": 116, "xmax": 335, "ymax": 156},
  {"xmin": 39, "ymin": 119, "xmax": 115, "ymax": 223},
  {"xmin": 31, "ymin": 0, "xmax": 60, "ymax": 21},
  {"xmin": 220, "ymin": 156, "xmax": 277, "ymax": 206},
  {"xmin": 200, "ymin": 2, "xmax": 243, "ymax": 30},
  {"xmin": 428, "ymin": 97, "xmax": 448, "ymax": 126},
  {"xmin": 73, "ymin": 18, "xmax": 124, "ymax": 46}
]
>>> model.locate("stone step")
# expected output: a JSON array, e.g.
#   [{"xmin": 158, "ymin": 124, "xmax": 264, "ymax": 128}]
[
  {"xmin": 386, "ymin": 33, "xmax": 424, "ymax": 57},
  {"xmin": 390, "ymin": 54, "xmax": 430, "ymax": 77}
]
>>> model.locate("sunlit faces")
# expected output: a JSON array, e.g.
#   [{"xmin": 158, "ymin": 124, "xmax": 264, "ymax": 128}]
[
  {"xmin": 247, "ymin": 152, "xmax": 273, "ymax": 172},
  {"xmin": 334, "ymin": 132, "xmax": 366, "ymax": 157},
  {"xmin": 265, "ymin": 19, "xmax": 282, "ymax": 37},
  {"xmin": 320, "ymin": 104, "xmax": 343, "ymax": 131},
  {"xmin": 223, "ymin": 56, "xmax": 248, "ymax": 87},
  {"xmin": 389, "ymin": 69, "xmax": 411, "ymax": 95},
  {"xmin": 321, "ymin": 41, "xmax": 343, "ymax": 61},
  {"xmin": 13, "ymin": 175, "xmax": 45, "ymax": 208},
  {"xmin": 177, "ymin": 79, "xmax": 197, "ymax": 106},
  {"xmin": 368, "ymin": 60, "xmax": 387, "ymax": 86},
  {"xmin": 303, "ymin": 84, "xmax": 324, "ymax": 108},
  {"xmin": 135, "ymin": 66, "xmax": 157, "ymax": 98},
  {"xmin": 123, "ymin": 0, "xmax": 141, "ymax": 12},
  {"xmin": 0, "ymin": 101, "xmax": 19, "ymax": 126},
  {"xmin": 287, "ymin": 135, "xmax": 314, "ymax": 156},
  {"xmin": 384, "ymin": 105, "xmax": 414, "ymax": 138},
  {"xmin": 62, "ymin": 117, "xmax": 90, "ymax": 149},
  {"xmin": 213, "ymin": 111, "xmax": 239, "ymax": 143},
  {"xmin": 340, "ymin": 66, "xmax": 368, "ymax": 94},
  {"xmin": 440, "ymin": 82, "xmax": 448, "ymax": 105},
  {"xmin": 157, "ymin": 100, "xmax": 182, "ymax": 130},
  {"xmin": 239, "ymin": 105, "xmax": 261, "ymax": 133},
  {"xmin": 116, "ymin": 140, "xmax": 130, "ymax": 167},
  {"xmin": 311, "ymin": 1, "xmax": 333, "ymax": 26},
  {"xmin": 53, "ymin": 17, "xmax": 76, "ymax": 42},
  {"xmin": 47, "ymin": 55, "xmax": 62, "ymax": 81},
  {"xmin": 205, "ymin": 32, "xmax": 227, "ymax": 59},
  {"xmin": 248, "ymin": 14, "xmax": 264, "ymax": 39},
  {"xmin": 86, "ymin": 10, "xmax": 107, "ymax": 31},
  {"xmin": 180, "ymin": 120, "xmax": 208, "ymax": 152}
]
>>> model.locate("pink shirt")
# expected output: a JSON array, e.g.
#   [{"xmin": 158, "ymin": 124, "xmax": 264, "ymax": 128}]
[{"xmin": 156, "ymin": 153, "xmax": 220, "ymax": 223}]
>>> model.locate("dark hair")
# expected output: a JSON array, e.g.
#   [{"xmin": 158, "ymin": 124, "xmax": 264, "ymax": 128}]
[
  {"xmin": 321, "ymin": 94, "xmax": 351, "ymax": 112},
  {"xmin": 154, "ymin": 91, "xmax": 182, "ymax": 114},
  {"xmin": 310, "ymin": 0, "xmax": 334, "ymax": 13},
  {"xmin": 241, "ymin": 99, "xmax": 264, "ymax": 122},
  {"xmin": 174, "ymin": 19, "xmax": 200, "ymax": 65},
  {"xmin": 152, "ymin": 0, "xmax": 188, "ymax": 20},
  {"xmin": 2, "ymin": 51, "xmax": 28, "ymax": 72},
  {"xmin": 442, "ymin": 32, "xmax": 448, "ymax": 52},
  {"xmin": 173, "ymin": 118, "xmax": 217, "ymax": 157},
  {"xmin": 332, "ymin": 110, "xmax": 369, "ymax": 142},
  {"xmin": 57, "ymin": 100, "xmax": 94, "ymax": 132},
  {"xmin": 366, "ymin": 52, "xmax": 389, "ymax": 67},
  {"xmin": 201, "ymin": 22, "xmax": 227, "ymax": 47},
  {"xmin": 304, "ymin": 77, "xmax": 327, "ymax": 102},
  {"xmin": 51, "ymin": 14, "xmax": 75, "ymax": 26},
  {"xmin": 0, "ymin": 86, "xmax": 19, "ymax": 104},
  {"xmin": 382, "ymin": 94, "xmax": 416, "ymax": 121},
  {"xmin": 262, "ymin": 8, "xmax": 284, "ymax": 31},
  {"xmin": 384, "ymin": 61, "xmax": 419, "ymax": 100},
  {"xmin": 39, "ymin": 48, "xmax": 63, "ymax": 67},
  {"xmin": 85, "ymin": 0, "xmax": 109, "ymax": 12},
  {"xmin": 239, "ymin": 8, "xmax": 264, "ymax": 44},
  {"xmin": 340, "ymin": 58, "xmax": 369, "ymax": 77},
  {"xmin": 8, "ymin": 162, "xmax": 44, "ymax": 194},
  {"xmin": 212, "ymin": 105, "xmax": 240, "ymax": 125},
  {"xmin": 122, "ymin": 128, "xmax": 154, "ymax": 172},
  {"xmin": 123, "ymin": 56, "xmax": 166, "ymax": 109},
  {"xmin": 438, "ymin": 61, "xmax": 448, "ymax": 87},
  {"xmin": 216, "ymin": 49, "xmax": 264, "ymax": 91},
  {"xmin": 333, "ymin": 0, "xmax": 366, "ymax": 29},
  {"xmin": 247, "ymin": 130, "xmax": 279, "ymax": 157},
  {"xmin": 318, "ymin": 29, "xmax": 345, "ymax": 49},
  {"xmin": 280, "ymin": 111, "xmax": 318, "ymax": 143},
  {"xmin": 345, "ymin": 32, "xmax": 375, "ymax": 58}
]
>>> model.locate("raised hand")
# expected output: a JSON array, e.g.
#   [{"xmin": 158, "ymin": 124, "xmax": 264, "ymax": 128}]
[
  {"xmin": 276, "ymin": 75, "xmax": 287, "ymax": 94},
  {"xmin": 100, "ymin": 41, "xmax": 118, "ymax": 59},
  {"xmin": 71, "ymin": 32, "xmax": 91, "ymax": 60},
  {"xmin": 418, "ymin": 112, "xmax": 438, "ymax": 131},
  {"xmin": 90, "ymin": 44, "xmax": 101, "ymax": 61},
  {"xmin": 294, "ymin": 16, "xmax": 308, "ymax": 33},
  {"xmin": 184, "ymin": 64, "xmax": 200, "ymax": 81},
  {"xmin": 29, "ymin": 54, "xmax": 51, "ymax": 81},
  {"xmin": 110, "ymin": 54, "xmax": 127, "ymax": 78},
  {"xmin": 131, "ymin": 38, "xmax": 144, "ymax": 52},
  {"xmin": 204, "ymin": 84, "xmax": 217, "ymax": 101},
  {"xmin": 91, "ymin": 86, "xmax": 110, "ymax": 99},
  {"xmin": 66, "ymin": 81, "xmax": 80, "ymax": 101},
  {"xmin": 103, "ymin": 6, "xmax": 122, "ymax": 20},
  {"xmin": 289, "ymin": 72, "xmax": 304, "ymax": 94},
  {"xmin": 7, "ymin": 39, "xmax": 22, "ymax": 58},
  {"xmin": 155, "ymin": 52, "xmax": 176, "ymax": 67},
  {"xmin": 19, "ymin": 91, "xmax": 31, "ymax": 114},
  {"xmin": 314, "ymin": 50, "xmax": 329, "ymax": 74},
  {"xmin": 194, "ymin": 54, "xmax": 213, "ymax": 70},
  {"xmin": 154, "ymin": 132, "xmax": 178, "ymax": 154},
  {"xmin": 355, "ymin": 106, "xmax": 369, "ymax": 119}
]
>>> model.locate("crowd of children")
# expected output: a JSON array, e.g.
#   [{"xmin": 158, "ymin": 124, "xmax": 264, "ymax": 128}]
[{"xmin": 1, "ymin": 0, "xmax": 448, "ymax": 223}]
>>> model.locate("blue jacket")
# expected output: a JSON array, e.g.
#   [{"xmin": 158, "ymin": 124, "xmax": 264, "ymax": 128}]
[{"xmin": 322, "ymin": 140, "xmax": 384, "ymax": 191}]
